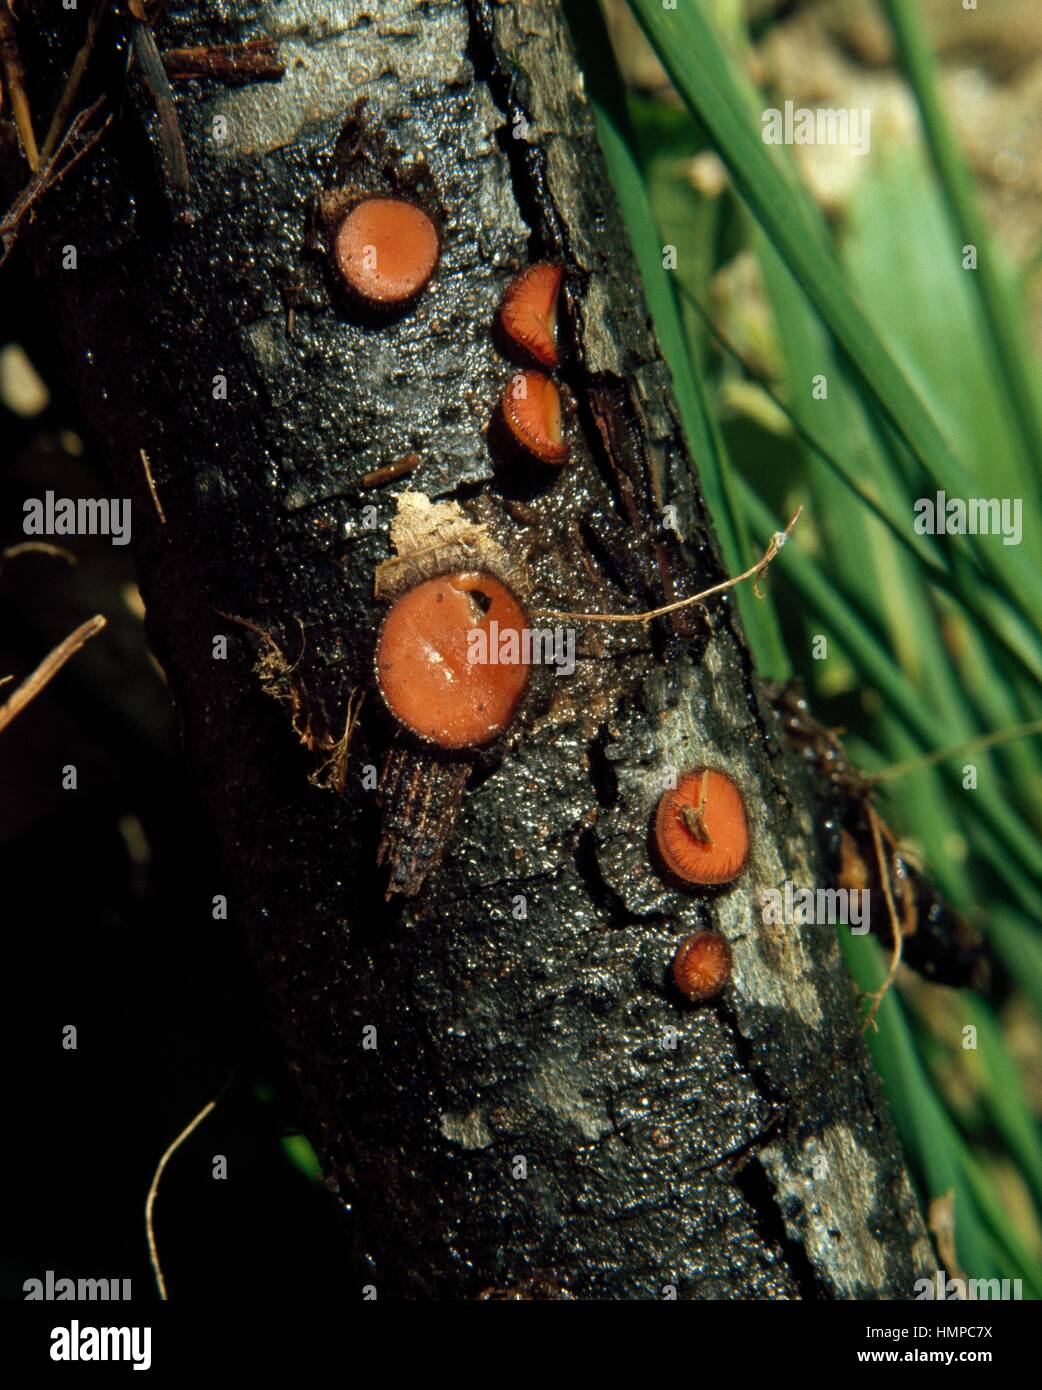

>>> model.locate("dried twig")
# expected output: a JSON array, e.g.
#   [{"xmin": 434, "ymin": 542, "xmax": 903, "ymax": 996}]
[
  {"xmin": 1, "ymin": 97, "xmax": 110, "ymax": 268},
  {"xmin": 40, "ymin": 0, "xmax": 112, "ymax": 163},
  {"xmin": 0, "ymin": 3, "xmax": 39, "ymax": 169},
  {"xmin": 218, "ymin": 609, "xmax": 365, "ymax": 791},
  {"xmin": 868, "ymin": 717, "xmax": 1042, "ymax": 785},
  {"xmin": 310, "ymin": 687, "xmax": 365, "ymax": 793},
  {"xmin": 140, "ymin": 448, "xmax": 167, "ymax": 523},
  {"xmin": 1, "ymin": 541, "xmax": 76, "ymax": 567},
  {"xmin": 362, "ymin": 454, "xmax": 421, "ymax": 488},
  {"xmin": 0, "ymin": 614, "xmax": 106, "ymax": 735},
  {"xmin": 145, "ymin": 1093, "xmax": 220, "ymax": 1301},
  {"xmin": 535, "ymin": 507, "xmax": 802, "ymax": 623},
  {"xmin": 131, "ymin": 17, "xmax": 189, "ymax": 193},
  {"xmin": 860, "ymin": 803, "xmax": 904, "ymax": 1035},
  {"xmin": 928, "ymin": 1190, "xmax": 967, "ymax": 1294}
]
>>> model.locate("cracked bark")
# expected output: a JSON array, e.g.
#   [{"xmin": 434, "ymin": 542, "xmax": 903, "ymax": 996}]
[{"xmin": 6, "ymin": 0, "xmax": 935, "ymax": 1298}]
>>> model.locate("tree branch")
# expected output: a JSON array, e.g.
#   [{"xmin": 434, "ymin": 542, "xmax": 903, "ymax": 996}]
[{"xmin": 5, "ymin": 0, "xmax": 933, "ymax": 1299}]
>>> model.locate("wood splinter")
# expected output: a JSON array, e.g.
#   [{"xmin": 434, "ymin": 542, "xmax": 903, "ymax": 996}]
[
  {"xmin": 161, "ymin": 38, "xmax": 286, "ymax": 86},
  {"xmin": 362, "ymin": 454, "xmax": 420, "ymax": 488}
]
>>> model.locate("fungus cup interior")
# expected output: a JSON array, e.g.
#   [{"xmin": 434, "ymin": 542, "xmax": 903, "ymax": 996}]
[
  {"xmin": 654, "ymin": 768, "xmax": 749, "ymax": 887},
  {"xmin": 376, "ymin": 571, "xmax": 531, "ymax": 749},
  {"xmin": 501, "ymin": 371, "xmax": 567, "ymax": 465},
  {"xmin": 334, "ymin": 197, "xmax": 440, "ymax": 306}
]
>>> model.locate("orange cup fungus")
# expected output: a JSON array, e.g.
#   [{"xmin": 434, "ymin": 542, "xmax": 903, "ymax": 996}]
[
  {"xmin": 375, "ymin": 571, "xmax": 530, "ymax": 749},
  {"xmin": 501, "ymin": 370, "xmax": 568, "ymax": 465},
  {"xmin": 672, "ymin": 930, "xmax": 733, "ymax": 1002},
  {"xmin": 333, "ymin": 197, "xmax": 440, "ymax": 307},
  {"xmin": 654, "ymin": 767, "xmax": 749, "ymax": 887},
  {"xmin": 497, "ymin": 262, "xmax": 562, "ymax": 368}
]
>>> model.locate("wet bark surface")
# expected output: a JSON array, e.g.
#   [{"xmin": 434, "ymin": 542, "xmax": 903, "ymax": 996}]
[{"xmin": 5, "ymin": 0, "xmax": 934, "ymax": 1298}]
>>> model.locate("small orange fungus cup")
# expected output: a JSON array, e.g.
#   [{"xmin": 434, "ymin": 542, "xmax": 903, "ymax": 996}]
[{"xmin": 672, "ymin": 931, "xmax": 733, "ymax": 1002}]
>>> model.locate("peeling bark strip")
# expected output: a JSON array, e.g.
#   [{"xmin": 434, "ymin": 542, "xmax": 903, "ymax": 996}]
[{"xmin": 11, "ymin": 1, "xmax": 934, "ymax": 1297}]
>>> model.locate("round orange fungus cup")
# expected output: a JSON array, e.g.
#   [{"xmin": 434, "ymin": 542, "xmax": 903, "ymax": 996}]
[
  {"xmin": 376, "ymin": 572, "xmax": 530, "ymax": 749},
  {"xmin": 498, "ymin": 262, "xmax": 562, "ymax": 368},
  {"xmin": 334, "ymin": 197, "xmax": 440, "ymax": 307},
  {"xmin": 654, "ymin": 767, "xmax": 749, "ymax": 887}
]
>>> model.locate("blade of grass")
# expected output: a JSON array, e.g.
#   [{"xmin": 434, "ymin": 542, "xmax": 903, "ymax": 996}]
[
  {"xmin": 962, "ymin": 996, "xmax": 1042, "ymax": 1218},
  {"xmin": 843, "ymin": 146, "xmax": 1035, "ymax": 526},
  {"xmin": 677, "ymin": 273, "xmax": 1042, "ymax": 694},
  {"xmin": 676, "ymin": 273, "xmax": 950, "ymax": 579},
  {"xmin": 986, "ymin": 906, "xmax": 1042, "ymax": 1025},
  {"xmin": 878, "ymin": 0, "xmax": 1042, "ymax": 489},
  {"xmin": 742, "ymin": 235, "xmax": 1012, "ymax": 849},
  {"xmin": 592, "ymin": 104, "xmax": 744, "ymax": 563}
]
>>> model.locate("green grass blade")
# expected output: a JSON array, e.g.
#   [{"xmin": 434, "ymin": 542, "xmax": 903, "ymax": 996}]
[
  {"xmin": 963, "ymin": 996, "xmax": 1042, "ymax": 1217},
  {"xmin": 988, "ymin": 907, "xmax": 1042, "ymax": 1024},
  {"xmin": 878, "ymin": 0, "xmax": 1042, "ymax": 488}
]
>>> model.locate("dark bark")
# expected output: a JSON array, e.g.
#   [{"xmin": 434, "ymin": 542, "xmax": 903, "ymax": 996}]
[{"xmin": 6, "ymin": 0, "xmax": 933, "ymax": 1298}]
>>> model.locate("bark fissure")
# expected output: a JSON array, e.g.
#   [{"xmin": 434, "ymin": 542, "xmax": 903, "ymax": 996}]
[{"xmin": 464, "ymin": 0, "xmax": 572, "ymax": 261}]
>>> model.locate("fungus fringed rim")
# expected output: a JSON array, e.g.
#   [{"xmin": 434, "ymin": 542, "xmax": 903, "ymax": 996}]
[
  {"xmin": 500, "ymin": 370, "xmax": 568, "ymax": 465},
  {"xmin": 497, "ymin": 262, "xmax": 563, "ymax": 368}
]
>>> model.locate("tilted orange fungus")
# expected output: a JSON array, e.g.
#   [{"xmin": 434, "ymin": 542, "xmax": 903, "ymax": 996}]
[
  {"xmin": 672, "ymin": 931, "xmax": 733, "ymax": 1002},
  {"xmin": 375, "ymin": 572, "xmax": 530, "ymax": 749},
  {"xmin": 498, "ymin": 262, "xmax": 562, "ymax": 368},
  {"xmin": 654, "ymin": 768, "xmax": 749, "ymax": 887},
  {"xmin": 501, "ymin": 370, "xmax": 568, "ymax": 464},
  {"xmin": 334, "ymin": 198, "xmax": 439, "ymax": 306}
]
